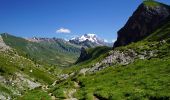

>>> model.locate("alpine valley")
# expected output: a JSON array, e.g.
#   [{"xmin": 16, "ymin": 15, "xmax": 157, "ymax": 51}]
[{"xmin": 0, "ymin": 0, "xmax": 170, "ymax": 100}]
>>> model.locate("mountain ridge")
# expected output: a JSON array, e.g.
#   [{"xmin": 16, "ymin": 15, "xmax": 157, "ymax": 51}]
[
  {"xmin": 69, "ymin": 34, "xmax": 112, "ymax": 48},
  {"xmin": 114, "ymin": 0, "xmax": 170, "ymax": 47},
  {"xmin": 0, "ymin": 33, "xmax": 81, "ymax": 67}
]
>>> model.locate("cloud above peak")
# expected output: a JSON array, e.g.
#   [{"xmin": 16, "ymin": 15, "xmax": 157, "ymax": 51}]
[{"xmin": 56, "ymin": 28, "xmax": 71, "ymax": 34}]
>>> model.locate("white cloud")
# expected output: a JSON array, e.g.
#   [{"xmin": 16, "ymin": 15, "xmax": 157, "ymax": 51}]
[{"xmin": 56, "ymin": 28, "xmax": 71, "ymax": 34}]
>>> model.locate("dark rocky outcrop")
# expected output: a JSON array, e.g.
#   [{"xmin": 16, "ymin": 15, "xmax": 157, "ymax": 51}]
[
  {"xmin": 114, "ymin": 1, "xmax": 170, "ymax": 47},
  {"xmin": 75, "ymin": 47, "xmax": 91, "ymax": 64}
]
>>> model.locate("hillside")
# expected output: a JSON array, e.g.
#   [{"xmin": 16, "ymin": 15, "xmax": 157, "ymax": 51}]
[
  {"xmin": 0, "ymin": 45, "xmax": 56, "ymax": 99},
  {"xmin": 114, "ymin": 0, "xmax": 170, "ymax": 47},
  {"xmin": 1, "ymin": 0, "xmax": 170, "ymax": 100},
  {"xmin": 50, "ymin": 25, "xmax": 170, "ymax": 100},
  {"xmin": 1, "ymin": 33, "xmax": 81, "ymax": 67},
  {"xmin": 48, "ymin": 1, "xmax": 170, "ymax": 100}
]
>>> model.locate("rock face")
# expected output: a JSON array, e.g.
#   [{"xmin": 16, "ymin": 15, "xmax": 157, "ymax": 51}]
[
  {"xmin": 76, "ymin": 47, "xmax": 90, "ymax": 63},
  {"xmin": 114, "ymin": 1, "xmax": 170, "ymax": 47},
  {"xmin": 88, "ymin": 48, "xmax": 158, "ymax": 73},
  {"xmin": 0, "ymin": 35, "xmax": 11, "ymax": 51}
]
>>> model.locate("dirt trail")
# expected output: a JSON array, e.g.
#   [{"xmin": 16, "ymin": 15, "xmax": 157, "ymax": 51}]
[
  {"xmin": 93, "ymin": 95, "xmax": 100, "ymax": 100},
  {"xmin": 64, "ymin": 81, "xmax": 80, "ymax": 100},
  {"xmin": 64, "ymin": 89, "xmax": 77, "ymax": 100},
  {"xmin": 41, "ymin": 85, "xmax": 58, "ymax": 100}
]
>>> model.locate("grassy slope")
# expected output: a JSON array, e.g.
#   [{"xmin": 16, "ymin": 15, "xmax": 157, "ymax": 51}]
[
  {"xmin": 51, "ymin": 39, "xmax": 170, "ymax": 100},
  {"xmin": 143, "ymin": 0, "xmax": 161, "ymax": 7},
  {"xmin": 51, "ymin": 15, "xmax": 170, "ymax": 99},
  {"xmin": 76, "ymin": 57, "xmax": 170, "ymax": 100},
  {"xmin": 17, "ymin": 89, "xmax": 51, "ymax": 100},
  {"xmin": 1, "ymin": 33, "xmax": 80, "ymax": 67},
  {"xmin": 0, "ymin": 51, "xmax": 55, "ymax": 84},
  {"xmin": 73, "ymin": 18, "xmax": 170, "ymax": 99},
  {"xmin": 0, "ymin": 50, "xmax": 56, "ymax": 99},
  {"xmin": 63, "ymin": 46, "xmax": 112, "ymax": 73}
]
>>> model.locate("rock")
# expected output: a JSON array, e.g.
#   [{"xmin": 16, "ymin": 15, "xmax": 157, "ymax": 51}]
[
  {"xmin": 52, "ymin": 80, "xmax": 57, "ymax": 86},
  {"xmin": 76, "ymin": 47, "xmax": 91, "ymax": 63},
  {"xmin": 0, "ymin": 76, "xmax": 5, "ymax": 83},
  {"xmin": 51, "ymin": 96, "xmax": 56, "ymax": 100},
  {"xmin": 138, "ymin": 55, "xmax": 145, "ymax": 59},
  {"xmin": 0, "ymin": 94, "xmax": 7, "ymax": 100},
  {"xmin": 29, "ymin": 69, "xmax": 33, "ymax": 73},
  {"xmin": 0, "ymin": 35, "xmax": 11, "ymax": 51},
  {"xmin": 79, "ymin": 68, "xmax": 90, "ymax": 75},
  {"xmin": 88, "ymin": 49, "xmax": 157, "ymax": 73},
  {"xmin": 69, "ymin": 72, "xmax": 75, "ymax": 77},
  {"xmin": 58, "ymin": 74, "xmax": 69, "ymax": 80},
  {"xmin": 114, "ymin": 1, "xmax": 170, "ymax": 47},
  {"xmin": 13, "ymin": 73, "xmax": 41, "ymax": 90}
]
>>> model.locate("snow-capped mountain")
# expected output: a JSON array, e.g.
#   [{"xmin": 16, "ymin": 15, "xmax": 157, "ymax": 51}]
[
  {"xmin": 71, "ymin": 34, "xmax": 104, "ymax": 43},
  {"xmin": 69, "ymin": 34, "xmax": 112, "ymax": 48}
]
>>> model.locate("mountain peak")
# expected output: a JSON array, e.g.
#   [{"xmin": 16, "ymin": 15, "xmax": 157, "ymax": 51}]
[
  {"xmin": 69, "ymin": 34, "xmax": 112, "ymax": 48},
  {"xmin": 143, "ymin": 0, "xmax": 161, "ymax": 7},
  {"xmin": 84, "ymin": 33, "xmax": 96, "ymax": 37},
  {"xmin": 114, "ymin": 0, "xmax": 170, "ymax": 47},
  {"xmin": 71, "ymin": 33, "xmax": 100, "ymax": 43}
]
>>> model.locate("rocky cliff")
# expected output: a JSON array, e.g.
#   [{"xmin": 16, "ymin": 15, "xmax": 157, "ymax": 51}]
[
  {"xmin": 75, "ymin": 47, "xmax": 90, "ymax": 64},
  {"xmin": 114, "ymin": 1, "xmax": 170, "ymax": 47}
]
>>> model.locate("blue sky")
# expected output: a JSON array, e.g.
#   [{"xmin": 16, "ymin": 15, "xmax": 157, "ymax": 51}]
[{"xmin": 0, "ymin": 0, "xmax": 170, "ymax": 42}]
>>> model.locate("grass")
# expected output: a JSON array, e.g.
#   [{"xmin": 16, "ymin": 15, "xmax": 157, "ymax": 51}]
[
  {"xmin": 63, "ymin": 46, "xmax": 112, "ymax": 74},
  {"xmin": 75, "ymin": 57, "xmax": 170, "ymax": 100},
  {"xmin": 0, "ymin": 51, "xmax": 55, "ymax": 84},
  {"xmin": 48, "ymin": 78, "xmax": 75, "ymax": 99},
  {"xmin": 17, "ymin": 89, "xmax": 51, "ymax": 100},
  {"xmin": 1, "ymin": 33, "xmax": 80, "ymax": 67},
  {"xmin": 51, "ymin": 27, "xmax": 170, "ymax": 99},
  {"xmin": 86, "ymin": 46, "xmax": 112, "ymax": 61},
  {"xmin": 143, "ymin": 0, "xmax": 160, "ymax": 7},
  {"xmin": 1, "ymin": 2, "xmax": 170, "ymax": 99},
  {"xmin": 50, "ymin": 54, "xmax": 170, "ymax": 100},
  {"xmin": 76, "ymin": 46, "xmax": 112, "ymax": 64},
  {"xmin": 0, "ymin": 84, "xmax": 12, "ymax": 95}
]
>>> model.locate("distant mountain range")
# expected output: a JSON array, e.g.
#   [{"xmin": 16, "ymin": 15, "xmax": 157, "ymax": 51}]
[
  {"xmin": 0, "ymin": 33, "xmax": 81, "ymax": 67},
  {"xmin": 69, "ymin": 34, "xmax": 112, "ymax": 48},
  {"xmin": 27, "ymin": 33, "xmax": 112, "ymax": 48},
  {"xmin": 0, "ymin": 33, "xmax": 111, "ymax": 67}
]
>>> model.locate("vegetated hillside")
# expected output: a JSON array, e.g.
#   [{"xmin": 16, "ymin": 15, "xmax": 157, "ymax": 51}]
[
  {"xmin": 48, "ymin": 1, "xmax": 170, "ymax": 100},
  {"xmin": 0, "ymin": 48, "xmax": 56, "ymax": 99},
  {"xmin": 1, "ymin": 0, "xmax": 170, "ymax": 100},
  {"xmin": 1, "ymin": 33, "xmax": 81, "ymax": 67},
  {"xmin": 62, "ymin": 46, "xmax": 112, "ymax": 73},
  {"xmin": 145, "ymin": 16, "xmax": 170, "ymax": 41},
  {"xmin": 50, "ymin": 28, "xmax": 170, "ymax": 100},
  {"xmin": 76, "ymin": 46, "xmax": 112, "ymax": 64}
]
